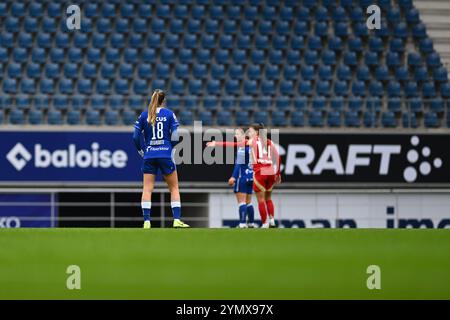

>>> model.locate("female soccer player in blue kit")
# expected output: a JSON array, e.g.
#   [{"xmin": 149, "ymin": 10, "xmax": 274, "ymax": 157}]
[
  {"xmin": 208, "ymin": 128, "xmax": 256, "ymax": 228},
  {"xmin": 133, "ymin": 89, "xmax": 189, "ymax": 228}
]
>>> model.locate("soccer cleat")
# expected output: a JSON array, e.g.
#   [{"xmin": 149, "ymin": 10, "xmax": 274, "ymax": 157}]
[
  {"xmin": 247, "ymin": 223, "xmax": 258, "ymax": 228},
  {"xmin": 173, "ymin": 219, "xmax": 190, "ymax": 228},
  {"xmin": 143, "ymin": 221, "xmax": 151, "ymax": 229},
  {"xmin": 269, "ymin": 217, "xmax": 277, "ymax": 228},
  {"xmin": 261, "ymin": 222, "xmax": 270, "ymax": 229},
  {"xmin": 238, "ymin": 223, "xmax": 248, "ymax": 228}
]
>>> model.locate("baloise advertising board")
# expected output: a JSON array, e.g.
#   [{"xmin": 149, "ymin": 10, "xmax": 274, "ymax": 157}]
[{"xmin": 0, "ymin": 130, "xmax": 449, "ymax": 186}]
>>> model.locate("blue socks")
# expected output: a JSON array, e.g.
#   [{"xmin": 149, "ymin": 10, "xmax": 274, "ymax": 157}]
[
  {"xmin": 239, "ymin": 203, "xmax": 247, "ymax": 224},
  {"xmin": 141, "ymin": 201, "xmax": 151, "ymax": 222},
  {"xmin": 246, "ymin": 204, "xmax": 255, "ymax": 224},
  {"xmin": 171, "ymin": 201, "xmax": 181, "ymax": 220}
]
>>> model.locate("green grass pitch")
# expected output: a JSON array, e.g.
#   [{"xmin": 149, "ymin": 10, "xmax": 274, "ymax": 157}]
[{"xmin": 0, "ymin": 228, "xmax": 449, "ymax": 299}]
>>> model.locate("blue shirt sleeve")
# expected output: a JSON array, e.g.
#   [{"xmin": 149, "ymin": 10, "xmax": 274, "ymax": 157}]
[
  {"xmin": 170, "ymin": 111, "xmax": 180, "ymax": 147},
  {"xmin": 132, "ymin": 113, "xmax": 145, "ymax": 151},
  {"xmin": 170, "ymin": 111, "xmax": 180, "ymax": 132}
]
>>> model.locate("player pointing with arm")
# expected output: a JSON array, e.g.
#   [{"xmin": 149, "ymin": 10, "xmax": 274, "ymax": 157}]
[
  {"xmin": 207, "ymin": 123, "xmax": 281, "ymax": 228},
  {"xmin": 133, "ymin": 89, "xmax": 189, "ymax": 229},
  {"xmin": 209, "ymin": 128, "xmax": 255, "ymax": 228}
]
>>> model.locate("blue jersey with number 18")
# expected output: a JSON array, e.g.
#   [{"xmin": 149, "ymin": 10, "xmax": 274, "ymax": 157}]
[{"xmin": 134, "ymin": 108, "xmax": 179, "ymax": 159}]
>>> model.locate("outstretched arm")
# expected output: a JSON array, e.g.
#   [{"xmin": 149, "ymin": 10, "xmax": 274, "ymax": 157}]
[{"xmin": 206, "ymin": 139, "xmax": 248, "ymax": 147}]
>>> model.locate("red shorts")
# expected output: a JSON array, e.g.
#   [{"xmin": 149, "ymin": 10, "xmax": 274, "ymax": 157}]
[{"xmin": 253, "ymin": 172, "xmax": 277, "ymax": 192}]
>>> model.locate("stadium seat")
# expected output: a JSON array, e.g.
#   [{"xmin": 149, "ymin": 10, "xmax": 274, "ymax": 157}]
[
  {"xmin": 86, "ymin": 110, "xmax": 101, "ymax": 126},
  {"xmin": 9, "ymin": 109, "xmax": 25, "ymax": 125},
  {"xmin": 217, "ymin": 111, "xmax": 232, "ymax": 126},
  {"xmin": 345, "ymin": 111, "xmax": 360, "ymax": 127},
  {"xmin": 28, "ymin": 110, "xmax": 43, "ymax": 125},
  {"xmin": 424, "ymin": 112, "xmax": 439, "ymax": 128},
  {"xmin": 309, "ymin": 111, "xmax": 324, "ymax": 127},
  {"xmin": 47, "ymin": 110, "xmax": 63, "ymax": 125},
  {"xmin": 382, "ymin": 111, "xmax": 397, "ymax": 128}
]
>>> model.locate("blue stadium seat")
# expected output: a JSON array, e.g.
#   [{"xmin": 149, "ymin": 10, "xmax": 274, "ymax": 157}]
[
  {"xmin": 348, "ymin": 37, "xmax": 363, "ymax": 52},
  {"xmin": 217, "ymin": 111, "xmax": 232, "ymax": 126},
  {"xmin": 312, "ymin": 96, "xmax": 327, "ymax": 110},
  {"xmin": 261, "ymin": 80, "xmax": 276, "ymax": 95},
  {"xmin": 430, "ymin": 99, "xmax": 444, "ymax": 112},
  {"xmin": 382, "ymin": 111, "xmax": 397, "ymax": 127},
  {"xmin": 330, "ymin": 95, "xmax": 344, "ymax": 111},
  {"xmin": 272, "ymin": 111, "xmax": 287, "ymax": 126},
  {"xmin": 423, "ymin": 82, "xmax": 436, "ymax": 98},
  {"xmin": 364, "ymin": 112, "xmax": 377, "ymax": 128},
  {"xmin": 29, "ymin": 110, "xmax": 43, "ymax": 125},
  {"xmin": 199, "ymin": 111, "xmax": 213, "ymax": 126},
  {"xmin": 424, "ymin": 112, "xmax": 439, "ymax": 128},
  {"xmin": 171, "ymin": 79, "xmax": 185, "ymax": 95},
  {"xmin": 345, "ymin": 111, "xmax": 360, "ymax": 127},
  {"xmin": 105, "ymin": 111, "xmax": 119, "ymax": 126},
  {"xmin": 390, "ymin": 38, "xmax": 405, "ymax": 53},
  {"xmin": 299, "ymin": 81, "xmax": 313, "ymax": 96},
  {"xmin": 291, "ymin": 111, "xmax": 305, "ymax": 127},
  {"xmin": 420, "ymin": 38, "xmax": 434, "ymax": 54},
  {"xmin": 352, "ymin": 81, "xmax": 366, "ymax": 97},
  {"xmin": 179, "ymin": 110, "xmax": 194, "ymax": 125},
  {"xmin": 365, "ymin": 52, "xmax": 379, "ymax": 67},
  {"xmin": 97, "ymin": 79, "xmax": 111, "ymax": 95},
  {"xmin": 337, "ymin": 65, "xmax": 352, "ymax": 81},
  {"xmin": 269, "ymin": 50, "xmax": 283, "ymax": 65},
  {"xmin": 322, "ymin": 50, "xmax": 336, "ymax": 66},
  {"xmin": 404, "ymin": 82, "xmax": 419, "ymax": 97},
  {"xmin": 328, "ymin": 111, "xmax": 342, "ymax": 127},
  {"xmin": 189, "ymin": 79, "xmax": 203, "ymax": 95},
  {"xmin": 314, "ymin": 22, "xmax": 328, "ymax": 37},
  {"xmin": 3, "ymin": 79, "xmax": 17, "ymax": 94},
  {"xmin": 276, "ymin": 97, "xmax": 290, "ymax": 110},
  {"xmin": 388, "ymin": 98, "xmax": 402, "ymax": 113},
  {"xmin": 412, "ymin": 23, "xmax": 427, "ymax": 38},
  {"xmin": 329, "ymin": 37, "xmax": 343, "ymax": 51},
  {"xmin": 343, "ymin": 52, "xmax": 357, "ymax": 66},
  {"xmin": 375, "ymin": 66, "xmax": 390, "ymax": 81},
  {"xmin": 244, "ymin": 80, "xmax": 258, "ymax": 95},
  {"xmin": 356, "ymin": 66, "xmax": 371, "ymax": 81},
  {"xmin": 59, "ymin": 79, "xmax": 74, "ymax": 94},
  {"xmin": 434, "ymin": 67, "xmax": 448, "ymax": 82},
  {"xmin": 301, "ymin": 65, "xmax": 315, "ymax": 80},
  {"xmin": 16, "ymin": 95, "xmax": 31, "ymax": 110},
  {"xmin": 318, "ymin": 65, "xmax": 332, "ymax": 81},
  {"xmin": 395, "ymin": 67, "xmax": 410, "ymax": 82},
  {"xmin": 414, "ymin": 66, "xmax": 428, "ymax": 82},
  {"xmin": 349, "ymin": 97, "xmax": 363, "ymax": 111},
  {"xmin": 77, "ymin": 78, "xmax": 93, "ymax": 95},
  {"xmin": 309, "ymin": 111, "xmax": 324, "ymax": 127},
  {"xmin": 394, "ymin": 23, "xmax": 408, "ymax": 39},
  {"xmin": 334, "ymin": 81, "xmax": 349, "ymax": 96},
  {"xmin": 427, "ymin": 52, "xmax": 441, "ymax": 68},
  {"xmin": 402, "ymin": 113, "xmax": 419, "ymax": 128},
  {"xmin": 122, "ymin": 110, "xmax": 136, "ymax": 126},
  {"xmin": 317, "ymin": 81, "xmax": 331, "ymax": 96},
  {"xmin": 13, "ymin": 48, "xmax": 27, "ymax": 63},
  {"xmin": 441, "ymin": 83, "xmax": 450, "ymax": 99},
  {"xmin": 48, "ymin": 110, "xmax": 63, "ymax": 125},
  {"xmin": 86, "ymin": 110, "xmax": 101, "ymax": 126},
  {"xmin": 9, "ymin": 109, "xmax": 25, "ymax": 125},
  {"xmin": 387, "ymin": 81, "xmax": 401, "ymax": 97},
  {"xmin": 21, "ymin": 79, "xmax": 36, "ymax": 94}
]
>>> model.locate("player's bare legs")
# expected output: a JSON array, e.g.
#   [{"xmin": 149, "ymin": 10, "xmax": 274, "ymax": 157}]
[
  {"xmin": 142, "ymin": 174, "xmax": 155, "ymax": 228},
  {"xmin": 164, "ymin": 170, "xmax": 189, "ymax": 228},
  {"xmin": 163, "ymin": 170, "xmax": 180, "ymax": 203},
  {"xmin": 255, "ymin": 191, "xmax": 269, "ymax": 228},
  {"xmin": 265, "ymin": 190, "xmax": 276, "ymax": 228}
]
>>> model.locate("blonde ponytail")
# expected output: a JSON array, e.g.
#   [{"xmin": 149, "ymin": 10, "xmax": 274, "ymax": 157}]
[{"xmin": 147, "ymin": 89, "xmax": 165, "ymax": 126}]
